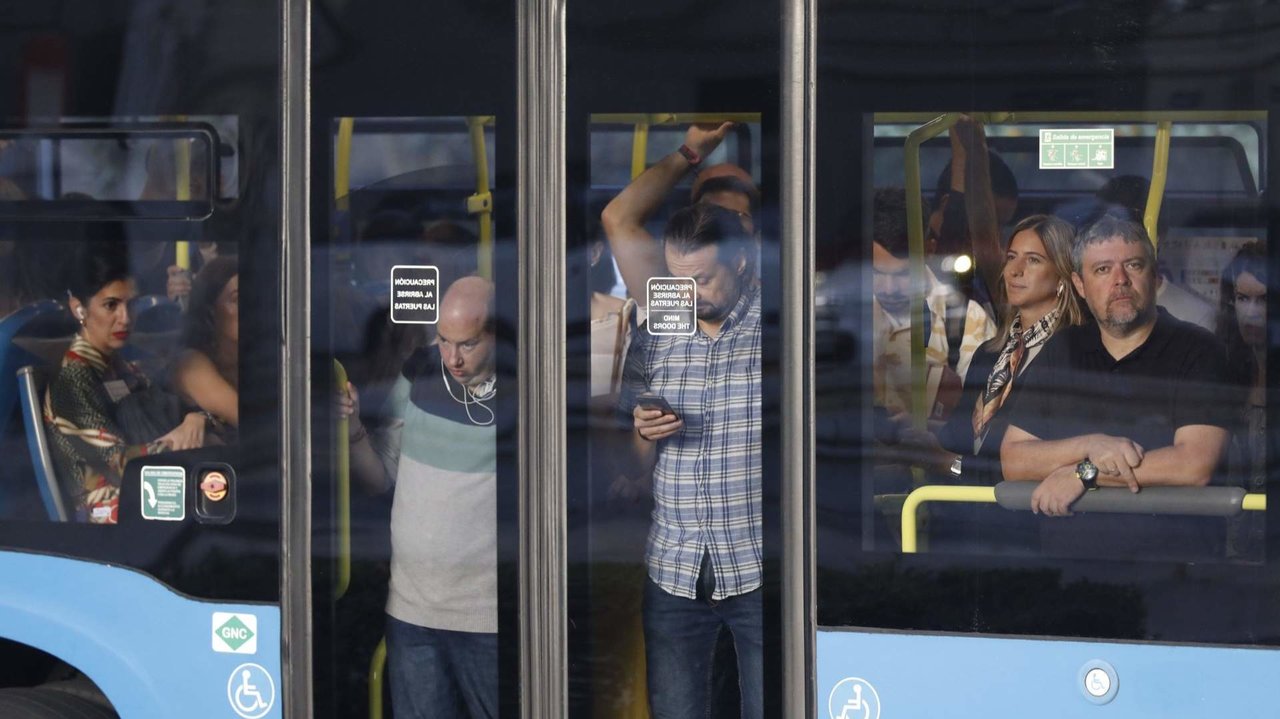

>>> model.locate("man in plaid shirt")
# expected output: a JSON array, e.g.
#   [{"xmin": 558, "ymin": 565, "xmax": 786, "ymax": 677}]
[{"xmin": 619, "ymin": 201, "xmax": 763, "ymax": 719}]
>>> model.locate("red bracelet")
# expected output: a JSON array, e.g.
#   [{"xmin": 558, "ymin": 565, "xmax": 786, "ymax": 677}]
[{"xmin": 677, "ymin": 144, "xmax": 701, "ymax": 166}]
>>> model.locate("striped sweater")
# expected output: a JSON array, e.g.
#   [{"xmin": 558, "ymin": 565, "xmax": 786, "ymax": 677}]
[{"xmin": 376, "ymin": 346, "xmax": 498, "ymax": 633}]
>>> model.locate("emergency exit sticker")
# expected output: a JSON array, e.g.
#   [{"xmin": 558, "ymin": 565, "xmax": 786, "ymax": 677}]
[
  {"xmin": 390, "ymin": 265, "xmax": 439, "ymax": 324},
  {"xmin": 140, "ymin": 466, "xmax": 185, "ymax": 521},
  {"xmin": 212, "ymin": 612, "xmax": 258, "ymax": 654},
  {"xmin": 647, "ymin": 277, "xmax": 697, "ymax": 336},
  {"xmin": 1039, "ymin": 128, "xmax": 1114, "ymax": 169}
]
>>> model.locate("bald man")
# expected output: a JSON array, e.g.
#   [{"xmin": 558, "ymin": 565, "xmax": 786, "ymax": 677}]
[{"xmin": 346, "ymin": 275, "xmax": 500, "ymax": 718}]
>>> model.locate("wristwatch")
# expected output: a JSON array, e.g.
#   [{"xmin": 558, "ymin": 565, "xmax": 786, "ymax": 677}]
[
  {"xmin": 949, "ymin": 455, "xmax": 963, "ymax": 478},
  {"xmin": 677, "ymin": 143, "xmax": 702, "ymax": 167},
  {"xmin": 1076, "ymin": 460, "xmax": 1099, "ymax": 490}
]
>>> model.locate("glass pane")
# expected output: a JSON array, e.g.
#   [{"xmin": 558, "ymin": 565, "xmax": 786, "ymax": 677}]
[
  {"xmin": 815, "ymin": 1, "xmax": 1280, "ymax": 714},
  {"xmin": 309, "ymin": 3, "xmax": 518, "ymax": 716},
  {"xmin": 0, "ymin": 1, "xmax": 281, "ymax": 716},
  {"xmin": 0, "ymin": 121, "xmax": 236, "ymax": 219},
  {"xmin": 567, "ymin": 3, "xmax": 783, "ymax": 714},
  {"xmin": 575, "ymin": 113, "xmax": 768, "ymax": 719}
]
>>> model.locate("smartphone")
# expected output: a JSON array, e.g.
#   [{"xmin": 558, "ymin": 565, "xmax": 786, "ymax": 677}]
[{"xmin": 637, "ymin": 392, "xmax": 678, "ymax": 418}]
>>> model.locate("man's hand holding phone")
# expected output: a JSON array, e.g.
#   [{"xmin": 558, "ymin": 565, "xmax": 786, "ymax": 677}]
[{"xmin": 634, "ymin": 393, "xmax": 682, "ymax": 441}]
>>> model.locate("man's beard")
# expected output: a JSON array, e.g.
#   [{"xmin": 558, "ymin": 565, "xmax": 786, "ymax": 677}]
[
  {"xmin": 697, "ymin": 282, "xmax": 743, "ymax": 323},
  {"xmin": 1097, "ymin": 293, "xmax": 1154, "ymax": 336}
]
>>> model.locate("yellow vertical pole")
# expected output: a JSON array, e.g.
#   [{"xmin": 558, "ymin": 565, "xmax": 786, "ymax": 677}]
[
  {"xmin": 902, "ymin": 113, "xmax": 960, "ymax": 430},
  {"xmin": 368, "ymin": 637, "xmax": 387, "ymax": 719},
  {"xmin": 467, "ymin": 116, "xmax": 494, "ymax": 280},
  {"xmin": 335, "ymin": 117, "xmax": 355, "ymax": 213},
  {"xmin": 333, "ymin": 360, "xmax": 351, "ymax": 600},
  {"xmin": 631, "ymin": 122, "xmax": 650, "ymax": 180},
  {"xmin": 175, "ymin": 137, "xmax": 192, "ymax": 269},
  {"xmin": 1145, "ymin": 121, "xmax": 1172, "ymax": 253}
]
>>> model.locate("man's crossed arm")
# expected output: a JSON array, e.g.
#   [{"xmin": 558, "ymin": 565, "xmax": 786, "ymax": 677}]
[{"xmin": 1000, "ymin": 423, "xmax": 1229, "ymax": 516}]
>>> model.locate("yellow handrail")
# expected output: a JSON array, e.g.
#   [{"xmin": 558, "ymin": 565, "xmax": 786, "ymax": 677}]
[
  {"xmin": 903, "ymin": 113, "xmax": 962, "ymax": 429},
  {"xmin": 615, "ymin": 112, "xmax": 762, "ymax": 181},
  {"xmin": 591, "ymin": 112, "xmax": 762, "ymax": 125},
  {"xmin": 466, "ymin": 116, "xmax": 495, "ymax": 280},
  {"xmin": 333, "ymin": 360, "xmax": 351, "ymax": 600},
  {"xmin": 900, "ymin": 486, "xmax": 1266, "ymax": 553},
  {"xmin": 335, "ymin": 117, "xmax": 355, "ymax": 213},
  {"xmin": 901, "ymin": 486, "xmax": 997, "ymax": 553},
  {"xmin": 631, "ymin": 121, "xmax": 650, "ymax": 181},
  {"xmin": 876, "ymin": 111, "xmax": 1267, "ymax": 124},
  {"xmin": 369, "ymin": 636, "xmax": 387, "ymax": 719},
  {"xmin": 1145, "ymin": 121, "xmax": 1172, "ymax": 251}
]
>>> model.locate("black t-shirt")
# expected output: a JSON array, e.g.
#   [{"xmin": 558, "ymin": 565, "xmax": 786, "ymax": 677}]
[
  {"xmin": 1004, "ymin": 309, "xmax": 1239, "ymax": 561},
  {"xmin": 1007, "ymin": 309, "xmax": 1236, "ymax": 453}
]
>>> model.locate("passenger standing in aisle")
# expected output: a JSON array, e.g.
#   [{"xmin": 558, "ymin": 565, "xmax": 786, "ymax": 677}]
[
  {"xmin": 618, "ymin": 202, "xmax": 763, "ymax": 719},
  {"xmin": 343, "ymin": 276, "xmax": 501, "ymax": 719}
]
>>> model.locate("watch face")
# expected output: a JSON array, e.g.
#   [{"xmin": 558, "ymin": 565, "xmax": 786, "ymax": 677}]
[{"xmin": 1077, "ymin": 461, "xmax": 1099, "ymax": 485}]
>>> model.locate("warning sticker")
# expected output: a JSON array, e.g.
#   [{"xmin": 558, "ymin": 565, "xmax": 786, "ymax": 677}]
[
  {"xmin": 212, "ymin": 612, "xmax": 258, "ymax": 654},
  {"xmin": 140, "ymin": 466, "xmax": 185, "ymax": 521},
  {"xmin": 646, "ymin": 277, "xmax": 697, "ymax": 336},
  {"xmin": 1039, "ymin": 128, "xmax": 1114, "ymax": 170},
  {"xmin": 390, "ymin": 265, "xmax": 440, "ymax": 324}
]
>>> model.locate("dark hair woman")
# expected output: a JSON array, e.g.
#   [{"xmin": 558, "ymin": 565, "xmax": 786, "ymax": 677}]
[
  {"xmin": 173, "ymin": 256, "xmax": 239, "ymax": 432},
  {"xmin": 47, "ymin": 234, "xmax": 208, "ymax": 523},
  {"xmin": 1218, "ymin": 241, "xmax": 1266, "ymax": 396},
  {"xmin": 1217, "ymin": 241, "xmax": 1266, "ymax": 557}
]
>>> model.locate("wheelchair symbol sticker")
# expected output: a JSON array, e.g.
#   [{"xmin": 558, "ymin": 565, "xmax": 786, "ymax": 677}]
[
  {"xmin": 227, "ymin": 662, "xmax": 275, "ymax": 719},
  {"xmin": 828, "ymin": 677, "xmax": 881, "ymax": 719}
]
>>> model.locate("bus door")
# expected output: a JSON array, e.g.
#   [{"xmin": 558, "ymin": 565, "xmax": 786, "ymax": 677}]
[
  {"xmin": 0, "ymin": 2, "xmax": 284, "ymax": 718},
  {"xmin": 308, "ymin": 2, "xmax": 519, "ymax": 717},
  {"xmin": 566, "ymin": 1, "xmax": 792, "ymax": 716},
  {"xmin": 813, "ymin": 2, "xmax": 1279, "ymax": 716}
]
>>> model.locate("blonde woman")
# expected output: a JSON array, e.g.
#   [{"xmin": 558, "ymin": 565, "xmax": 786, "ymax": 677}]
[{"xmin": 923, "ymin": 214, "xmax": 1085, "ymax": 484}]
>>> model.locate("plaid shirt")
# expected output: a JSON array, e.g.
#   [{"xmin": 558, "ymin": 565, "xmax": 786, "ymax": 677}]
[{"xmin": 620, "ymin": 284, "xmax": 762, "ymax": 600}]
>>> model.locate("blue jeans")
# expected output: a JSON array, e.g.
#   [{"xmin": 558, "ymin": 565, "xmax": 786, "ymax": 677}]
[
  {"xmin": 643, "ymin": 579, "xmax": 763, "ymax": 719},
  {"xmin": 385, "ymin": 615, "xmax": 497, "ymax": 719}
]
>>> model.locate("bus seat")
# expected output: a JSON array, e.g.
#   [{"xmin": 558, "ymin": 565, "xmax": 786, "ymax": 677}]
[
  {"xmin": 0, "ymin": 299, "xmax": 76, "ymax": 437},
  {"xmin": 17, "ymin": 365, "xmax": 66, "ymax": 522},
  {"xmin": 131, "ymin": 295, "xmax": 182, "ymax": 333},
  {"xmin": 129, "ymin": 295, "xmax": 182, "ymax": 363}
]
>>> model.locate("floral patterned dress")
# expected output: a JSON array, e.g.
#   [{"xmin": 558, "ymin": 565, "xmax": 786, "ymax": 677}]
[{"xmin": 44, "ymin": 335, "xmax": 167, "ymax": 524}]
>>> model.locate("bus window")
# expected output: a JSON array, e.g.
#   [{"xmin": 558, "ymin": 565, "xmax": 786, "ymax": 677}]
[
  {"xmin": 819, "ymin": 113, "xmax": 1267, "ymax": 564},
  {"xmin": 0, "ymin": 1, "xmax": 280, "ymax": 715},
  {"xmin": 814, "ymin": 2, "xmax": 1280, "ymax": 713},
  {"xmin": 0, "ymin": 120, "xmax": 240, "ymax": 219},
  {"xmin": 818, "ymin": 113, "xmax": 1269, "ymax": 570}
]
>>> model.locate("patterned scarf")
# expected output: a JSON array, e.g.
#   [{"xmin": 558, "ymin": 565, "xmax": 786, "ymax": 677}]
[{"xmin": 972, "ymin": 309, "xmax": 1059, "ymax": 452}]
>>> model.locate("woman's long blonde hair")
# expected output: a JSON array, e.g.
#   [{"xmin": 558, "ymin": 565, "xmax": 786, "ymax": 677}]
[{"xmin": 984, "ymin": 214, "xmax": 1084, "ymax": 351}]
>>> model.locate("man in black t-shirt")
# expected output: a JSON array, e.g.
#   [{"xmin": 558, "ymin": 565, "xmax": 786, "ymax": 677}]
[{"xmin": 1001, "ymin": 216, "xmax": 1234, "ymax": 537}]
